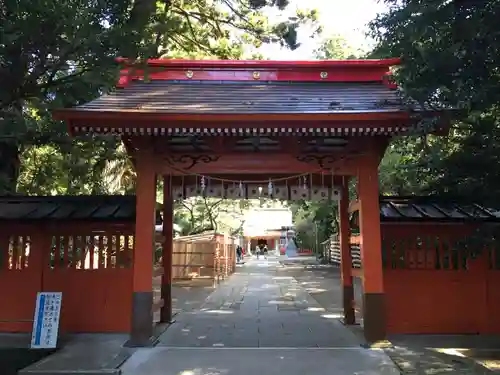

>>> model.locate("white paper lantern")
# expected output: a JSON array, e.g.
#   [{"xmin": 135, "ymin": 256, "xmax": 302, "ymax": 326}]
[
  {"xmin": 330, "ymin": 187, "xmax": 341, "ymax": 201},
  {"xmin": 261, "ymin": 183, "xmax": 272, "ymax": 199},
  {"xmin": 247, "ymin": 184, "xmax": 261, "ymax": 199},
  {"xmin": 273, "ymin": 185, "xmax": 289, "ymax": 200},
  {"xmin": 205, "ymin": 185, "xmax": 223, "ymax": 198},
  {"xmin": 290, "ymin": 186, "xmax": 309, "ymax": 200},
  {"xmin": 311, "ymin": 187, "xmax": 329, "ymax": 201},
  {"xmin": 226, "ymin": 186, "xmax": 244, "ymax": 199},
  {"xmin": 172, "ymin": 186, "xmax": 184, "ymax": 200},
  {"xmin": 185, "ymin": 185, "xmax": 203, "ymax": 198}
]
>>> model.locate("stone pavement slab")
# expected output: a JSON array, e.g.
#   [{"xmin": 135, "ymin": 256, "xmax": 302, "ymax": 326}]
[
  {"xmin": 1, "ymin": 282, "xmax": 214, "ymax": 375},
  {"xmin": 158, "ymin": 256, "xmax": 364, "ymax": 348},
  {"xmin": 279, "ymin": 259, "xmax": 497, "ymax": 374},
  {"xmin": 385, "ymin": 346, "xmax": 492, "ymax": 374},
  {"xmin": 118, "ymin": 256, "xmax": 402, "ymax": 375},
  {"xmin": 120, "ymin": 347, "xmax": 400, "ymax": 375},
  {"xmin": 19, "ymin": 334, "xmax": 133, "ymax": 375}
]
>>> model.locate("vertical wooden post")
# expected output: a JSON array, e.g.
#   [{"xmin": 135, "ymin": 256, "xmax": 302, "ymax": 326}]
[
  {"xmin": 358, "ymin": 158, "xmax": 385, "ymax": 343},
  {"xmin": 128, "ymin": 155, "xmax": 156, "ymax": 347},
  {"xmin": 161, "ymin": 175, "xmax": 173, "ymax": 323},
  {"xmin": 339, "ymin": 176, "xmax": 355, "ymax": 325}
]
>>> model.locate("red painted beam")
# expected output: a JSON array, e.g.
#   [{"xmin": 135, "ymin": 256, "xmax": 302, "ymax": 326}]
[
  {"xmin": 157, "ymin": 153, "xmax": 364, "ymax": 175},
  {"xmin": 114, "ymin": 58, "xmax": 401, "ymax": 86},
  {"xmin": 116, "ymin": 67, "xmax": 392, "ymax": 84},
  {"xmin": 116, "ymin": 57, "xmax": 402, "ymax": 69}
]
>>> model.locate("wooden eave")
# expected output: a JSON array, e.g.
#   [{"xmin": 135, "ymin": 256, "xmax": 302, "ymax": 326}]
[{"xmin": 55, "ymin": 109, "xmax": 414, "ymax": 122}]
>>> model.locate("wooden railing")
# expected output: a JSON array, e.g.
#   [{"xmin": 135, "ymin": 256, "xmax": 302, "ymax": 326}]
[{"xmin": 321, "ymin": 235, "xmax": 361, "ymax": 268}]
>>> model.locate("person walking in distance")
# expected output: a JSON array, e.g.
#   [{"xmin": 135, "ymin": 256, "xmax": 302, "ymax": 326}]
[
  {"xmin": 263, "ymin": 244, "xmax": 268, "ymax": 259},
  {"xmin": 256, "ymin": 245, "xmax": 261, "ymax": 259},
  {"xmin": 236, "ymin": 246, "xmax": 242, "ymax": 263}
]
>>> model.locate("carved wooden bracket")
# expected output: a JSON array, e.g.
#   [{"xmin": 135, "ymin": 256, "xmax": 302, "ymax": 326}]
[
  {"xmin": 296, "ymin": 155, "xmax": 337, "ymax": 169},
  {"xmin": 164, "ymin": 154, "xmax": 220, "ymax": 170}
]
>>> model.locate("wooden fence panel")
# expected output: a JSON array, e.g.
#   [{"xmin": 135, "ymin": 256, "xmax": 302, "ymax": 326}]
[
  {"xmin": 172, "ymin": 240, "xmax": 216, "ymax": 281},
  {"xmin": 382, "ymin": 226, "xmax": 500, "ymax": 334},
  {"xmin": 170, "ymin": 233, "xmax": 237, "ymax": 286},
  {"xmin": 0, "ymin": 229, "xmax": 43, "ymax": 332},
  {"xmin": 43, "ymin": 227, "xmax": 135, "ymax": 333}
]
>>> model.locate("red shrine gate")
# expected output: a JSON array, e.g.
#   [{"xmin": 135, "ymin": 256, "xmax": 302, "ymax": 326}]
[{"xmin": 54, "ymin": 58, "xmax": 449, "ymax": 346}]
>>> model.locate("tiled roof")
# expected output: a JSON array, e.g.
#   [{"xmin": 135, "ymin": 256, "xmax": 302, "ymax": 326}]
[
  {"xmin": 379, "ymin": 196, "xmax": 500, "ymax": 222},
  {"xmin": 77, "ymin": 81, "xmax": 414, "ymax": 114},
  {"xmin": 0, "ymin": 195, "xmax": 136, "ymax": 221}
]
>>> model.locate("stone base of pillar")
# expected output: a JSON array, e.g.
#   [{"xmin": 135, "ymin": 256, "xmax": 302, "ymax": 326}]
[
  {"xmin": 160, "ymin": 283, "xmax": 172, "ymax": 323},
  {"xmin": 342, "ymin": 285, "xmax": 356, "ymax": 325},
  {"xmin": 125, "ymin": 291, "xmax": 155, "ymax": 347},
  {"xmin": 362, "ymin": 292, "xmax": 386, "ymax": 343}
]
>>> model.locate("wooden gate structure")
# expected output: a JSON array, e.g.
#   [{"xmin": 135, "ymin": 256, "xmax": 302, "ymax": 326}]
[{"xmin": 53, "ymin": 58, "xmax": 450, "ymax": 346}]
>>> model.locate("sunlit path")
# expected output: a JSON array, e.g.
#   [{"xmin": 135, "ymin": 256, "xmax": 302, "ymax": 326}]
[{"xmin": 120, "ymin": 258, "xmax": 399, "ymax": 375}]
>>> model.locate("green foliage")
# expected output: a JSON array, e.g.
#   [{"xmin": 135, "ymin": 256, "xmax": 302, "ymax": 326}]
[
  {"xmin": 1, "ymin": 0, "xmax": 319, "ymax": 196},
  {"xmin": 313, "ymin": 34, "xmax": 361, "ymax": 60},
  {"xmin": 173, "ymin": 197, "xmax": 252, "ymax": 236},
  {"xmin": 372, "ymin": 1, "xmax": 500, "ymax": 206},
  {"xmin": 289, "ymin": 200, "xmax": 338, "ymax": 252},
  {"xmin": 369, "ymin": 0, "xmax": 500, "ymax": 112}
]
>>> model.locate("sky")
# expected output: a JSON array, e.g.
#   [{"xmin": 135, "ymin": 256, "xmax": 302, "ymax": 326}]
[{"xmin": 258, "ymin": 0, "xmax": 389, "ymax": 59}]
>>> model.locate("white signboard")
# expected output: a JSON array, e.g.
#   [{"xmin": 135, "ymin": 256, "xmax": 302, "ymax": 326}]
[{"xmin": 31, "ymin": 292, "xmax": 62, "ymax": 349}]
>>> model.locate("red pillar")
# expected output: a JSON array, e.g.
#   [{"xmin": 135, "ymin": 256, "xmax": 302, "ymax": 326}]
[
  {"xmin": 161, "ymin": 175, "xmax": 173, "ymax": 323},
  {"xmin": 128, "ymin": 155, "xmax": 156, "ymax": 347},
  {"xmin": 339, "ymin": 176, "xmax": 355, "ymax": 325},
  {"xmin": 358, "ymin": 158, "xmax": 385, "ymax": 342}
]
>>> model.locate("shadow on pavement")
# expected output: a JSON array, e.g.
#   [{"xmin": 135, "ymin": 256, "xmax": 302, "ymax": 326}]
[{"xmin": 279, "ymin": 260, "xmax": 499, "ymax": 374}]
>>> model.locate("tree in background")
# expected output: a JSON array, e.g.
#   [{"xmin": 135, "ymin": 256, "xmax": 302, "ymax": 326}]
[
  {"xmin": 172, "ymin": 197, "xmax": 246, "ymax": 235},
  {"xmin": 313, "ymin": 34, "xmax": 362, "ymax": 60},
  {"xmin": 370, "ymin": 0, "xmax": 500, "ymax": 205},
  {"xmin": 290, "ymin": 200, "xmax": 338, "ymax": 252},
  {"xmin": 1, "ymin": 0, "xmax": 319, "ymax": 195}
]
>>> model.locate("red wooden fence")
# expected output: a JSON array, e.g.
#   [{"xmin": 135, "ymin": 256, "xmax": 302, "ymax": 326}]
[
  {"xmin": 382, "ymin": 223, "xmax": 500, "ymax": 334},
  {"xmin": 0, "ymin": 222, "xmax": 134, "ymax": 333}
]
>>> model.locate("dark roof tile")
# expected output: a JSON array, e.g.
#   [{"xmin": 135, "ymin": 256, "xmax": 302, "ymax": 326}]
[
  {"xmin": 379, "ymin": 196, "xmax": 499, "ymax": 222},
  {"xmin": 26, "ymin": 203, "xmax": 60, "ymax": 219},
  {"xmin": 77, "ymin": 81, "xmax": 416, "ymax": 114},
  {"xmin": 91, "ymin": 204, "xmax": 121, "ymax": 219},
  {"xmin": 0, "ymin": 202, "xmax": 39, "ymax": 219},
  {"xmin": 0, "ymin": 195, "xmax": 136, "ymax": 221}
]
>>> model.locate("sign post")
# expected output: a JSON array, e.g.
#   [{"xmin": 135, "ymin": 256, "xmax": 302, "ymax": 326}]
[{"xmin": 31, "ymin": 292, "xmax": 62, "ymax": 349}]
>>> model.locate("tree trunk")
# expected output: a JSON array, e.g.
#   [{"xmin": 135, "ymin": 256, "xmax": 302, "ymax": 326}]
[{"xmin": 0, "ymin": 141, "xmax": 20, "ymax": 194}]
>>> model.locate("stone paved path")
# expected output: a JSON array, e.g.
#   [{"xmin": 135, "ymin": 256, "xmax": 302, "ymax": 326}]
[
  {"xmin": 279, "ymin": 259, "xmax": 497, "ymax": 374},
  {"xmin": 120, "ymin": 255, "xmax": 400, "ymax": 375}
]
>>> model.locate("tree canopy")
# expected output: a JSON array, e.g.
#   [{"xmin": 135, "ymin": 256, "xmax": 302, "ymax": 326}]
[
  {"xmin": 372, "ymin": 0, "xmax": 500, "ymax": 206},
  {"xmin": 0, "ymin": 0, "xmax": 319, "ymax": 233},
  {"xmin": 1, "ymin": 0, "xmax": 319, "ymax": 195},
  {"xmin": 4, "ymin": 0, "xmax": 500, "ymax": 240}
]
